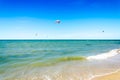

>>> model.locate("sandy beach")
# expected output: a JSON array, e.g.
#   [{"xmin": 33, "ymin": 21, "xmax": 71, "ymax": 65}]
[{"xmin": 92, "ymin": 70, "xmax": 120, "ymax": 80}]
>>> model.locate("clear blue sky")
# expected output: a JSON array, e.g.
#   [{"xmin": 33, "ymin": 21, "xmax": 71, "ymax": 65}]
[{"xmin": 0, "ymin": 0, "xmax": 120, "ymax": 39}]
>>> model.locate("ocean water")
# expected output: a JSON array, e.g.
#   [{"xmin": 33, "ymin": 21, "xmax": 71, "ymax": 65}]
[{"xmin": 0, "ymin": 40, "xmax": 120, "ymax": 80}]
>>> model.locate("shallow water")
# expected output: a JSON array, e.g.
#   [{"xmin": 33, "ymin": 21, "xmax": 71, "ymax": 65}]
[{"xmin": 0, "ymin": 40, "xmax": 120, "ymax": 80}]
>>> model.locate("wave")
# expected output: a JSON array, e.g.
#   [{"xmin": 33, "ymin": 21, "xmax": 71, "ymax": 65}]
[
  {"xmin": 30, "ymin": 49, "xmax": 120, "ymax": 67},
  {"xmin": 55, "ymin": 56, "xmax": 86, "ymax": 62},
  {"xmin": 53, "ymin": 49, "xmax": 120, "ymax": 63},
  {"xmin": 87, "ymin": 49, "xmax": 120, "ymax": 60},
  {"xmin": 30, "ymin": 56, "xmax": 86, "ymax": 67}
]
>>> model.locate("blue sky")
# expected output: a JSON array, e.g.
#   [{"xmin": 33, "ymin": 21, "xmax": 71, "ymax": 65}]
[{"xmin": 0, "ymin": 0, "xmax": 120, "ymax": 39}]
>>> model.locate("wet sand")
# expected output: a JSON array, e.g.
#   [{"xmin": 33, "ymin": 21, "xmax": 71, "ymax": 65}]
[{"xmin": 92, "ymin": 70, "xmax": 120, "ymax": 80}]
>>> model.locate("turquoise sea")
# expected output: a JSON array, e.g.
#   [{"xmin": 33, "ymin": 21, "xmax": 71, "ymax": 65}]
[{"xmin": 0, "ymin": 40, "xmax": 120, "ymax": 80}]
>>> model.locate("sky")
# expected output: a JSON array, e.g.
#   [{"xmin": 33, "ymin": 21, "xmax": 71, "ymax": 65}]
[{"xmin": 0, "ymin": 0, "xmax": 120, "ymax": 39}]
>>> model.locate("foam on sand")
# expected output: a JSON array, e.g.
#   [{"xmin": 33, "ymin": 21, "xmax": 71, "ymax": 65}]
[{"xmin": 87, "ymin": 49, "xmax": 120, "ymax": 60}]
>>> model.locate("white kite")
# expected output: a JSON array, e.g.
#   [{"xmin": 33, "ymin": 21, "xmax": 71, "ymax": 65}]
[{"xmin": 55, "ymin": 20, "xmax": 61, "ymax": 24}]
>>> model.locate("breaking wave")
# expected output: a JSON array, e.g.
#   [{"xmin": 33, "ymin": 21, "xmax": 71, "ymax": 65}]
[
  {"xmin": 30, "ymin": 56, "xmax": 86, "ymax": 67},
  {"xmin": 31, "ymin": 49, "xmax": 120, "ymax": 67},
  {"xmin": 87, "ymin": 49, "xmax": 120, "ymax": 60}
]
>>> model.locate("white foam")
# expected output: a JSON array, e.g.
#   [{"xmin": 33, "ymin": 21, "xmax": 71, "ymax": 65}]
[{"xmin": 87, "ymin": 49, "xmax": 120, "ymax": 60}]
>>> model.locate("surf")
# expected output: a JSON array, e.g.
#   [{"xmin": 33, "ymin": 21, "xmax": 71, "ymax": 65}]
[
  {"xmin": 31, "ymin": 49, "xmax": 120, "ymax": 67},
  {"xmin": 87, "ymin": 49, "xmax": 120, "ymax": 60}
]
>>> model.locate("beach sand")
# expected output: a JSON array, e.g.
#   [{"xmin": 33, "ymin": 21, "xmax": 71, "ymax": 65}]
[{"xmin": 92, "ymin": 70, "xmax": 120, "ymax": 80}]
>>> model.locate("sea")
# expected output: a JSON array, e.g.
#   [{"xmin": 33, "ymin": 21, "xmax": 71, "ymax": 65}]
[{"xmin": 0, "ymin": 40, "xmax": 120, "ymax": 80}]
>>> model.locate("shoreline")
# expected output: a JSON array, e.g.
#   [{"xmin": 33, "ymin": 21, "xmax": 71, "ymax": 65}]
[{"xmin": 91, "ymin": 69, "xmax": 120, "ymax": 80}]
